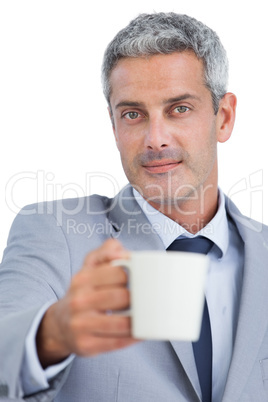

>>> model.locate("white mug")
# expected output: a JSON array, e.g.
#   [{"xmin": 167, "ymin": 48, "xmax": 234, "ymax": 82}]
[{"xmin": 113, "ymin": 251, "xmax": 209, "ymax": 341}]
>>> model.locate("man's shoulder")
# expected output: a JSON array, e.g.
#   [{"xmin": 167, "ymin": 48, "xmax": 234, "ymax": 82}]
[
  {"xmin": 18, "ymin": 185, "xmax": 134, "ymax": 216},
  {"xmin": 19, "ymin": 193, "xmax": 111, "ymax": 214},
  {"xmin": 13, "ymin": 185, "xmax": 137, "ymax": 231},
  {"xmin": 224, "ymin": 194, "xmax": 268, "ymax": 238},
  {"xmin": 4, "ymin": 185, "xmax": 140, "ymax": 254}
]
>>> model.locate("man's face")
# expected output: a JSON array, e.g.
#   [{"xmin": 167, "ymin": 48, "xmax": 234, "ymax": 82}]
[{"xmin": 109, "ymin": 51, "xmax": 224, "ymax": 209}]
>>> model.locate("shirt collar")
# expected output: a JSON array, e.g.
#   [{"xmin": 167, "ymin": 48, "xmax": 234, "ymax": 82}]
[{"xmin": 133, "ymin": 188, "xmax": 229, "ymax": 258}]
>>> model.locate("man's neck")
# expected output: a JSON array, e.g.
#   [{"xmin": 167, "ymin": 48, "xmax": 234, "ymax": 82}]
[{"xmin": 145, "ymin": 185, "xmax": 219, "ymax": 234}]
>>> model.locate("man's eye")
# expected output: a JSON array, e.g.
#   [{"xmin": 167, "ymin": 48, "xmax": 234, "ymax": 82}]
[
  {"xmin": 125, "ymin": 112, "xmax": 139, "ymax": 120},
  {"xmin": 174, "ymin": 106, "xmax": 189, "ymax": 113}
]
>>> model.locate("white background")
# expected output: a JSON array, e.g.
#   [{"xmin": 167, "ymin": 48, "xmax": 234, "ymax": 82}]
[{"xmin": 0, "ymin": 0, "xmax": 267, "ymax": 254}]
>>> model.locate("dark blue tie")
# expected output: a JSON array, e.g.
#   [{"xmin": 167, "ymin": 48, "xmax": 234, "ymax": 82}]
[{"xmin": 167, "ymin": 236, "xmax": 213, "ymax": 402}]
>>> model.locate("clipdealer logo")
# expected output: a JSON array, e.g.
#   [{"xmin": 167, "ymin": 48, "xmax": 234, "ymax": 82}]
[{"xmin": 4, "ymin": 169, "xmax": 265, "ymax": 232}]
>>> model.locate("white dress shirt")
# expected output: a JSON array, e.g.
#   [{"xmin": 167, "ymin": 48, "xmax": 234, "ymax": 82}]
[{"xmin": 21, "ymin": 188, "xmax": 244, "ymax": 402}]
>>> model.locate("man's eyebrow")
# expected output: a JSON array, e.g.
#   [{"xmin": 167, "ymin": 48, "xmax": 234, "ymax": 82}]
[
  {"xmin": 163, "ymin": 94, "xmax": 201, "ymax": 104},
  {"xmin": 115, "ymin": 101, "xmax": 145, "ymax": 110},
  {"xmin": 114, "ymin": 94, "xmax": 201, "ymax": 110}
]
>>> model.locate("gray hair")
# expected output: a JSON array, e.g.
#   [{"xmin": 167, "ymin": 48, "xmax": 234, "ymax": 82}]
[{"xmin": 101, "ymin": 12, "xmax": 229, "ymax": 114}]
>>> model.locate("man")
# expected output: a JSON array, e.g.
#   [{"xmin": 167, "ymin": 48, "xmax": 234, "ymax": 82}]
[{"xmin": 1, "ymin": 11, "xmax": 268, "ymax": 402}]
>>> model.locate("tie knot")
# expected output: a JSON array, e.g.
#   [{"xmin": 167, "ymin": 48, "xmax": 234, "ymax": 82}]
[{"xmin": 167, "ymin": 236, "xmax": 213, "ymax": 255}]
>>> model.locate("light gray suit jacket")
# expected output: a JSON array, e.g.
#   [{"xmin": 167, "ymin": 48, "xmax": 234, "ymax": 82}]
[{"xmin": 1, "ymin": 185, "xmax": 268, "ymax": 401}]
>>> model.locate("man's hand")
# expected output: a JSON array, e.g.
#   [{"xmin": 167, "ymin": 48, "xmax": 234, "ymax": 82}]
[{"xmin": 36, "ymin": 239, "xmax": 137, "ymax": 368}]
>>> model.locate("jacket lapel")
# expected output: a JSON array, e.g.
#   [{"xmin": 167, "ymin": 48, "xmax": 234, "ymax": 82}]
[
  {"xmin": 107, "ymin": 185, "xmax": 166, "ymax": 251},
  {"xmin": 222, "ymin": 197, "xmax": 268, "ymax": 400},
  {"xmin": 170, "ymin": 341, "xmax": 202, "ymax": 400}
]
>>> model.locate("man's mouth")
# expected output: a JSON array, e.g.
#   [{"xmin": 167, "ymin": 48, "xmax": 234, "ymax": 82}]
[{"xmin": 142, "ymin": 160, "xmax": 182, "ymax": 174}]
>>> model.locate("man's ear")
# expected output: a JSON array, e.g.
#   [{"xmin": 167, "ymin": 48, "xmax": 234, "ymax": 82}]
[{"xmin": 216, "ymin": 93, "xmax": 237, "ymax": 143}]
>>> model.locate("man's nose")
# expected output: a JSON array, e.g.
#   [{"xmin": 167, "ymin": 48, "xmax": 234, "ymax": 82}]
[{"xmin": 143, "ymin": 117, "xmax": 170, "ymax": 150}]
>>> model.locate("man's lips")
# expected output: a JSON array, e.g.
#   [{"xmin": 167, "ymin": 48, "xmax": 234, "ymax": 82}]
[{"xmin": 142, "ymin": 160, "xmax": 182, "ymax": 174}]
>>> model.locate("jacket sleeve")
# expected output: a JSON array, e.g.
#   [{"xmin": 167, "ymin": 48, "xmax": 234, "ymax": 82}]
[{"xmin": 0, "ymin": 203, "xmax": 73, "ymax": 399}]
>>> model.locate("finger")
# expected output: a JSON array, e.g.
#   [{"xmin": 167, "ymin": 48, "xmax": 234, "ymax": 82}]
[
  {"xmin": 70, "ymin": 313, "xmax": 132, "ymax": 337},
  {"xmin": 89, "ymin": 287, "xmax": 130, "ymax": 311},
  {"xmin": 71, "ymin": 264, "xmax": 128, "ymax": 291},
  {"xmin": 68, "ymin": 287, "xmax": 130, "ymax": 313},
  {"xmin": 83, "ymin": 239, "xmax": 130, "ymax": 269}
]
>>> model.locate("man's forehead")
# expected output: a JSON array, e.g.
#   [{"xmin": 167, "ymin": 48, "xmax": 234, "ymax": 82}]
[{"xmin": 109, "ymin": 52, "xmax": 206, "ymax": 105}]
